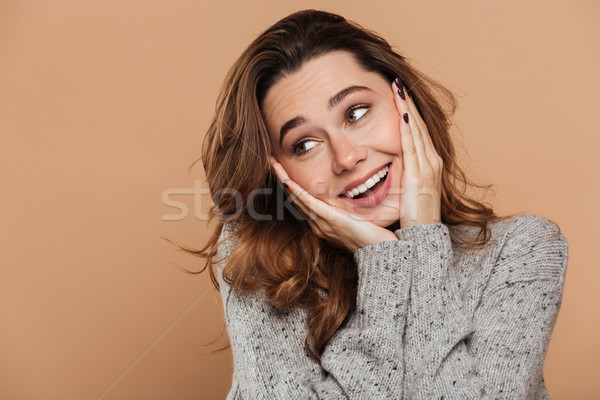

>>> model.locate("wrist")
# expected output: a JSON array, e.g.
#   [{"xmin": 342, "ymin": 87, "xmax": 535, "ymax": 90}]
[{"xmin": 356, "ymin": 229, "xmax": 399, "ymax": 251}]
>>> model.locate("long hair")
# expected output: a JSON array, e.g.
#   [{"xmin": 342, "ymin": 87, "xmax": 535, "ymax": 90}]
[{"xmin": 170, "ymin": 9, "xmax": 524, "ymax": 365}]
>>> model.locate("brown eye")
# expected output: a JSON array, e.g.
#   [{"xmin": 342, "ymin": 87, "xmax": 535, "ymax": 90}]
[
  {"xmin": 346, "ymin": 106, "xmax": 369, "ymax": 124},
  {"xmin": 292, "ymin": 140, "xmax": 318, "ymax": 155}
]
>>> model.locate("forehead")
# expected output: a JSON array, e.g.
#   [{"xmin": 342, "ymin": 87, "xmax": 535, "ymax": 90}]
[{"xmin": 261, "ymin": 50, "xmax": 381, "ymax": 138}]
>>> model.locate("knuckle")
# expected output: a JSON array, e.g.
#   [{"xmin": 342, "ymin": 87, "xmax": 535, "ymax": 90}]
[
  {"xmin": 435, "ymin": 159, "xmax": 444, "ymax": 172},
  {"xmin": 405, "ymin": 146, "xmax": 417, "ymax": 156},
  {"xmin": 405, "ymin": 174, "xmax": 420, "ymax": 185}
]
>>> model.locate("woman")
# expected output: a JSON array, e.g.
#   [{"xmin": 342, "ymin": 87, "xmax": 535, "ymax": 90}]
[{"xmin": 188, "ymin": 9, "xmax": 569, "ymax": 399}]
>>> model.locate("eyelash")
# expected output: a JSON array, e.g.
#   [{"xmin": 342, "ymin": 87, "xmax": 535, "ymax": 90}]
[{"xmin": 289, "ymin": 103, "xmax": 372, "ymax": 156}]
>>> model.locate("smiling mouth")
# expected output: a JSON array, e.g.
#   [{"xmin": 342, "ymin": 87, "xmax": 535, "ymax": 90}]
[{"xmin": 340, "ymin": 164, "xmax": 390, "ymax": 199}]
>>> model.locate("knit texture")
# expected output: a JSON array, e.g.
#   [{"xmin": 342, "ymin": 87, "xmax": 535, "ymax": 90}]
[{"xmin": 216, "ymin": 214, "xmax": 569, "ymax": 399}]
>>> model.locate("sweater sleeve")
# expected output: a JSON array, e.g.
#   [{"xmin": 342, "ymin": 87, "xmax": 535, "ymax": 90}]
[
  {"xmin": 398, "ymin": 215, "xmax": 569, "ymax": 399},
  {"xmin": 216, "ymin": 222, "xmax": 414, "ymax": 399}
]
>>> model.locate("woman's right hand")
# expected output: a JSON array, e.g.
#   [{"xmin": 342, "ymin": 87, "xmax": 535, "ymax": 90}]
[{"xmin": 271, "ymin": 158, "xmax": 398, "ymax": 253}]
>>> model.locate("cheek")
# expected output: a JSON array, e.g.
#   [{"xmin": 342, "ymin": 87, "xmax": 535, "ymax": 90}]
[
  {"xmin": 284, "ymin": 163, "xmax": 331, "ymax": 200},
  {"xmin": 370, "ymin": 115, "xmax": 403, "ymax": 154}
]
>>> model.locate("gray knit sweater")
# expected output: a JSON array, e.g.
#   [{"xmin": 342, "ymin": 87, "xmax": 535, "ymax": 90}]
[{"xmin": 216, "ymin": 214, "xmax": 568, "ymax": 399}]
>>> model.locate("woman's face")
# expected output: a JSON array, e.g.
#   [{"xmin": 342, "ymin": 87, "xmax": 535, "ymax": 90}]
[{"xmin": 263, "ymin": 50, "xmax": 404, "ymax": 227}]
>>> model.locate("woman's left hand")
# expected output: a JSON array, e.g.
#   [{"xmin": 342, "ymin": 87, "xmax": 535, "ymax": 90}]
[{"xmin": 393, "ymin": 79, "xmax": 443, "ymax": 228}]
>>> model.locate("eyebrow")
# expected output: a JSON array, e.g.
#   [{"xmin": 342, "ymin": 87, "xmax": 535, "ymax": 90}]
[{"xmin": 278, "ymin": 85, "xmax": 373, "ymax": 146}]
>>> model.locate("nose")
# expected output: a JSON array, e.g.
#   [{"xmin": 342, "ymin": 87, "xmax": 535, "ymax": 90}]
[{"xmin": 330, "ymin": 133, "xmax": 368, "ymax": 175}]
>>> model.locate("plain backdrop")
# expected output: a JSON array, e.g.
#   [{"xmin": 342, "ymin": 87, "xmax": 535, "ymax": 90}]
[{"xmin": 1, "ymin": 1, "xmax": 598, "ymax": 399}]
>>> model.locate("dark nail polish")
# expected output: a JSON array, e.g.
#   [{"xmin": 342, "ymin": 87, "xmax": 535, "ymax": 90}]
[
  {"xmin": 403, "ymin": 113, "xmax": 409, "ymax": 123},
  {"xmin": 397, "ymin": 89, "xmax": 406, "ymax": 101},
  {"xmin": 282, "ymin": 182, "xmax": 289, "ymax": 189},
  {"xmin": 395, "ymin": 77, "xmax": 406, "ymax": 100}
]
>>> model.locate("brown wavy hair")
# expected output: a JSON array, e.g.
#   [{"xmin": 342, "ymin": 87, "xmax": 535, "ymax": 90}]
[{"xmin": 169, "ymin": 9, "xmax": 533, "ymax": 365}]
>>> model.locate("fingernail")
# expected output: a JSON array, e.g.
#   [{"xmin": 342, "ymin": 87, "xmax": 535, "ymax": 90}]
[
  {"xmin": 403, "ymin": 113, "xmax": 409, "ymax": 123},
  {"xmin": 282, "ymin": 182, "xmax": 289, "ymax": 189},
  {"xmin": 395, "ymin": 77, "xmax": 406, "ymax": 100}
]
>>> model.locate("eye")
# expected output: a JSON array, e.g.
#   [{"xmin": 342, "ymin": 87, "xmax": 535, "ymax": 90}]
[
  {"xmin": 291, "ymin": 139, "xmax": 319, "ymax": 156},
  {"xmin": 346, "ymin": 104, "xmax": 370, "ymax": 124}
]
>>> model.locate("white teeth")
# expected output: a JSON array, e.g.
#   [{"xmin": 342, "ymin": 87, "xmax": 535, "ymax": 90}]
[{"xmin": 345, "ymin": 165, "xmax": 389, "ymax": 198}]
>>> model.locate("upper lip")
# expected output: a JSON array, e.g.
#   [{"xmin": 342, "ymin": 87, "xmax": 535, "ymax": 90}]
[{"xmin": 340, "ymin": 162, "xmax": 391, "ymax": 196}]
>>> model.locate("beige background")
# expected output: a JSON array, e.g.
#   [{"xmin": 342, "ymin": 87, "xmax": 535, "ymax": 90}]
[{"xmin": 1, "ymin": 1, "xmax": 598, "ymax": 399}]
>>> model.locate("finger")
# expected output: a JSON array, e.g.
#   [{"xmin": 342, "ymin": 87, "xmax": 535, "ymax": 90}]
[
  {"xmin": 287, "ymin": 192, "xmax": 331, "ymax": 238},
  {"xmin": 393, "ymin": 80, "xmax": 421, "ymax": 171},
  {"xmin": 405, "ymin": 94, "xmax": 428, "ymax": 140},
  {"xmin": 395, "ymin": 79, "xmax": 429, "ymax": 170},
  {"xmin": 405, "ymin": 95, "xmax": 440, "ymax": 168},
  {"xmin": 306, "ymin": 218, "xmax": 326, "ymax": 239},
  {"xmin": 270, "ymin": 157, "xmax": 291, "ymax": 182},
  {"xmin": 270, "ymin": 160, "xmax": 316, "ymax": 218},
  {"xmin": 280, "ymin": 181, "xmax": 341, "ymax": 239},
  {"xmin": 271, "ymin": 160, "xmax": 365, "ymax": 230},
  {"xmin": 289, "ymin": 180, "xmax": 338, "ymax": 222},
  {"xmin": 290, "ymin": 189, "xmax": 321, "ymax": 222},
  {"xmin": 271, "ymin": 161, "xmax": 336, "ymax": 221}
]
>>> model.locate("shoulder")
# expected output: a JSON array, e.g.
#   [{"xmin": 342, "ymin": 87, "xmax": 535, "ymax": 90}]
[
  {"xmin": 486, "ymin": 213, "xmax": 569, "ymax": 290},
  {"xmin": 217, "ymin": 220, "xmax": 242, "ymax": 267},
  {"xmin": 493, "ymin": 213, "xmax": 568, "ymax": 263},
  {"xmin": 499, "ymin": 213, "xmax": 565, "ymax": 238},
  {"xmin": 215, "ymin": 220, "xmax": 244, "ymax": 296}
]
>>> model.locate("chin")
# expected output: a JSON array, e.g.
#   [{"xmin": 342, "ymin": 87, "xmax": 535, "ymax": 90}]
[{"xmin": 357, "ymin": 210, "xmax": 401, "ymax": 228}]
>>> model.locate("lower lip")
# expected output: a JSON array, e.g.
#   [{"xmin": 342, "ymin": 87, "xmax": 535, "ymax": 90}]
[{"xmin": 340, "ymin": 163, "xmax": 393, "ymax": 208}]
